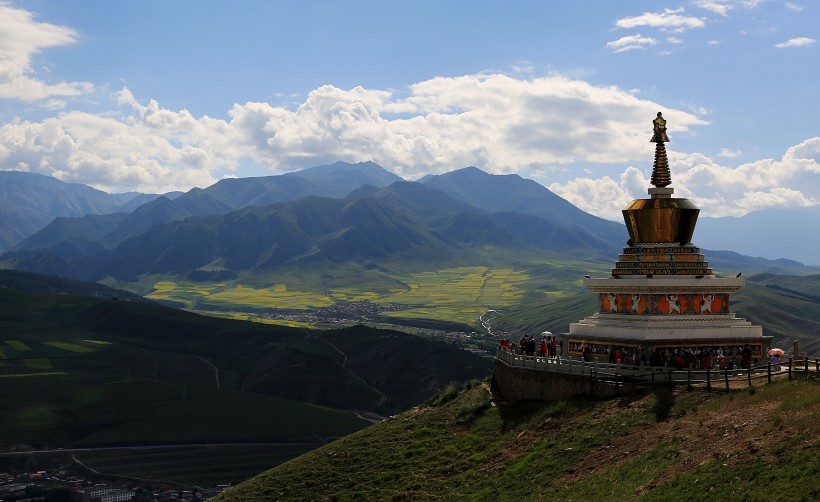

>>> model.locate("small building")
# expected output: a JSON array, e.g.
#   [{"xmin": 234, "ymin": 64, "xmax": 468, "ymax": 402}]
[{"xmin": 70, "ymin": 485, "xmax": 135, "ymax": 502}]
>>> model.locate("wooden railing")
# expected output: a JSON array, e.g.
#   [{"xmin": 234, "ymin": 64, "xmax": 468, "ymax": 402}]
[{"xmin": 495, "ymin": 348, "xmax": 820, "ymax": 391}]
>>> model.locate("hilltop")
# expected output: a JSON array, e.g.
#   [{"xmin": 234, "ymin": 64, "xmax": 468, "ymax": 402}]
[{"xmin": 216, "ymin": 376, "xmax": 819, "ymax": 501}]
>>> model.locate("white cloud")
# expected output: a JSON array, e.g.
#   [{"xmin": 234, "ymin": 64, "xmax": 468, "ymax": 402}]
[
  {"xmin": 774, "ymin": 37, "xmax": 816, "ymax": 48},
  {"xmin": 785, "ymin": 2, "xmax": 803, "ymax": 12},
  {"xmin": 0, "ymin": 75, "xmax": 708, "ymax": 193},
  {"xmin": 718, "ymin": 148, "xmax": 741, "ymax": 158},
  {"xmin": 549, "ymin": 138, "xmax": 820, "ymax": 219},
  {"xmin": 606, "ymin": 34, "xmax": 658, "ymax": 53},
  {"xmin": 615, "ymin": 8, "xmax": 706, "ymax": 33},
  {"xmin": 694, "ymin": 1, "xmax": 733, "ymax": 16},
  {"xmin": 0, "ymin": 3, "xmax": 93, "ymax": 103}
]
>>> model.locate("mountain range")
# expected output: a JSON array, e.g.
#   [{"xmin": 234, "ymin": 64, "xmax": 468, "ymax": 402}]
[
  {"xmin": 2, "ymin": 162, "xmax": 625, "ymax": 281},
  {"xmin": 0, "ymin": 170, "xmax": 172, "ymax": 250},
  {"xmin": 696, "ymin": 206, "xmax": 820, "ymax": 266},
  {"xmin": 2, "ymin": 162, "xmax": 816, "ymax": 270}
]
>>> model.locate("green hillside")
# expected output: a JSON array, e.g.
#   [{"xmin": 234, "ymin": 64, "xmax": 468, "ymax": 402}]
[
  {"xmin": 0, "ymin": 287, "xmax": 490, "ymax": 449},
  {"xmin": 216, "ymin": 377, "xmax": 819, "ymax": 501}
]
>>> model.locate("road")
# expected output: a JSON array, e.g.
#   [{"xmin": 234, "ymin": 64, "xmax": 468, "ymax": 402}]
[{"xmin": 0, "ymin": 442, "xmax": 326, "ymax": 457}]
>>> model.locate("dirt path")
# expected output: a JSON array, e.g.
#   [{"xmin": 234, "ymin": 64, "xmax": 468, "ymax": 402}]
[
  {"xmin": 317, "ymin": 336, "xmax": 388, "ymax": 409},
  {"xmin": 193, "ymin": 355, "xmax": 220, "ymax": 388}
]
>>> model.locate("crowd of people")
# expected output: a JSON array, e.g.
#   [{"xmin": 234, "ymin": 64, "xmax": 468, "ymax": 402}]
[
  {"xmin": 503, "ymin": 337, "xmax": 768, "ymax": 371},
  {"xmin": 498, "ymin": 334, "xmax": 558, "ymax": 357}
]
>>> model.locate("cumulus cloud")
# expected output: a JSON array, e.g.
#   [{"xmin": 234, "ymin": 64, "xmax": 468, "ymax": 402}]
[
  {"xmin": 549, "ymin": 167, "xmax": 648, "ymax": 219},
  {"xmin": 785, "ymin": 2, "xmax": 803, "ymax": 12},
  {"xmin": 774, "ymin": 37, "xmax": 815, "ymax": 48},
  {"xmin": 0, "ymin": 88, "xmax": 238, "ymax": 192},
  {"xmin": 615, "ymin": 8, "xmax": 706, "ymax": 33},
  {"xmin": 0, "ymin": 3, "xmax": 93, "ymax": 103},
  {"xmin": 606, "ymin": 34, "xmax": 658, "ymax": 53},
  {"xmin": 0, "ymin": 74, "xmax": 709, "ymax": 192},
  {"xmin": 549, "ymin": 138, "xmax": 820, "ymax": 219}
]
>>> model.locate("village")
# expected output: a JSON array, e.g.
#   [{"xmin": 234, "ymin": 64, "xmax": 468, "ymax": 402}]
[{"xmin": 0, "ymin": 467, "xmax": 229, "ymax": 501}]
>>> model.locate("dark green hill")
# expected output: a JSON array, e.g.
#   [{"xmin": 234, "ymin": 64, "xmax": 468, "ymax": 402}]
[
  {"xmin": 0, "ymin": 269, "xmax": 149, "ymax": 302},
  {"xmin": 0, "ymin": 287, "xmax": 490, "ymax": 448},
  {"xmin": 12, "ymin": 212, "xmax": 127, "ymax": 257},
  {"xmin": 215, "ymin": 377, "xmax": 820, "ymax": 501},
  {"xmin": 748, "ymin": 272, "xmax": 820, "ymax": 299}
]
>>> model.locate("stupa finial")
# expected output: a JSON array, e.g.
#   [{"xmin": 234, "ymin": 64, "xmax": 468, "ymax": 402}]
[{"xmin": 650, "ymin": 112, "xmax": 671, "ymax": 188}]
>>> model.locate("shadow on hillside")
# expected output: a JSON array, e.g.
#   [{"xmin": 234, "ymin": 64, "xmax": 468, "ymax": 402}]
[{"xmin": 652, "ymin": 384, "xmax": 675, "ymax": 421}]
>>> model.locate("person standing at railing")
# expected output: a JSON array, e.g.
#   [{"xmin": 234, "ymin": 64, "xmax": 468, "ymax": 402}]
[
  {"xmin": 613, "ymin": 346, "xmax": 624, "ymax": 365},
  {"xmin": 741, "ymin": 345, "xmax": 752, "ymax": 370},
  {"xmin": 539, "ymin": 336, "xmax": 548, "ymax": 357}
]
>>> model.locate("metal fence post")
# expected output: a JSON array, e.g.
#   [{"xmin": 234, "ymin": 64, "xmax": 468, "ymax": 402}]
[
  {"xmin": 724, "ymin": 367, "xmax": 730, "ymax": 391},
  {"xmin": 788, "ymin": 357, "xmax": 793, "ymax": 380}
]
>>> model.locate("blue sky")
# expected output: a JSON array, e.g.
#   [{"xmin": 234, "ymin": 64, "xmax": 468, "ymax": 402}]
[{"xmin": 0, "ymin": 0, "xmax": 818, "ymax": 220}]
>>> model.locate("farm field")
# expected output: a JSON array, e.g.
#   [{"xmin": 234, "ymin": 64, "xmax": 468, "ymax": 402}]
[
  {"xmin": 145, "ymin": 266, "xmax": 538, "ymax": 326},
  {"xmin": 147, "ymin": 281, "xmax": 333, "ymax": 310}
]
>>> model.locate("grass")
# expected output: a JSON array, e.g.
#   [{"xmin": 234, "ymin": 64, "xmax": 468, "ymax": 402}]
[
  {"xmin": 214, "ymin": 377, "xmax": 820, "ymax": 501},
  {"xmin": 42, "ymin": 341, "xmax": 98, "ymax": 353},
  {"xmin": 6, "ymin": 339, "xmax": 32, "ymax": 351},
  {"xmin": 23, "ymin": 358, "xmax": 53, "ymax": 369}
]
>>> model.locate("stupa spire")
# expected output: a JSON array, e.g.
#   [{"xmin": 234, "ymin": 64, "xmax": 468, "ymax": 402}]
[{"xmin": 650, "ymin": 112, "xmax": 671, "ymax": 188}]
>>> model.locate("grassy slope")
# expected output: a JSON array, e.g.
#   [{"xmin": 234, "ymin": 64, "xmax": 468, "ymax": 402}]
[{"xmin": 217, "ymin": 377, "xmax": 819, "ymax": 501}]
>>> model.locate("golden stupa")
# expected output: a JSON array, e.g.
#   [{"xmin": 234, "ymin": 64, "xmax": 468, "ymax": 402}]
[{"xmin": 565, "ymin": 112, "xmax": 769, "ymax": 362}]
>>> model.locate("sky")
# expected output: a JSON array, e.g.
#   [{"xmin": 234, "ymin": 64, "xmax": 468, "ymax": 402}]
[{"xmin": 0, "ymin": 0, "xmax": 818, "ymax": 221}]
